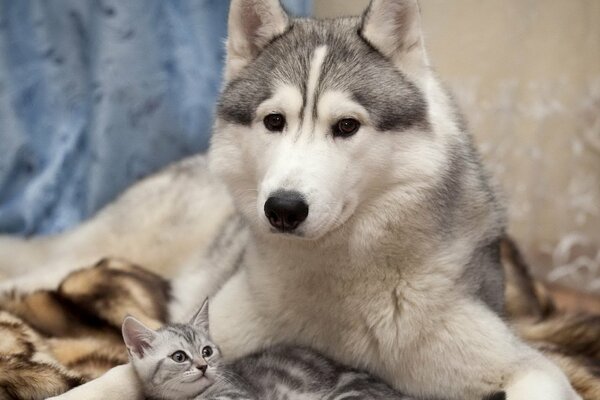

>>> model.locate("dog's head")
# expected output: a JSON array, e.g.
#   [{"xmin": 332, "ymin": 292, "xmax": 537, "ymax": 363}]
[{"xmin": 210, "ymin": 0, "xmax": 454, "ymax": 240}]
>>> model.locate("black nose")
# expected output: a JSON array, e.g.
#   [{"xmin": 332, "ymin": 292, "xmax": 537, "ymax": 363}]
[
  {"xmin": 197, "ymin": 364, "xmax": 207, "ymax": 374},
  {"xmin": 264, "ymin": 191, "xmax": 309, "ymax": 232}
]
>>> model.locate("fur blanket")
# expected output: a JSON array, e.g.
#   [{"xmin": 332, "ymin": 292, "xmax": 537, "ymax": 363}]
[
  {"xmin": 0, "ymin": 241, "xmax": 598, "ymax": 400},
  {"xmin": 0, "ymin": 259, "xmax": 170, "ymax": 399}
]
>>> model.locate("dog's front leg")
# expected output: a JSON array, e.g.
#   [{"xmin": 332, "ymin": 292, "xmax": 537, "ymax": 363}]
[
  {"xmin": 390, "ymin": 299, "xmax": 580, "ymax": 400},
  {"xmin": 47, "ymin": 363, "xmax": 143, "ymax": 400},
  {"xmin": 456, "ymin": 302, "xmax": 580, "ymax": 400}
]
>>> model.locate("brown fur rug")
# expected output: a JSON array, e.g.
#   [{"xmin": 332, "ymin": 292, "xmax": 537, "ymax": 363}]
[
  {"xmin": 0, "ymin": 259, "xmax": 170, "ymax": 399},
  {"xmin": 0, "ymin": 240, "xmax": 599, "ymax": 400}
]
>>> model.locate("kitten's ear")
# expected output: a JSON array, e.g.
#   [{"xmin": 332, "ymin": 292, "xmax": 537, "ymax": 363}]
[
  {"xmin": 122, "ymin": 316, "xmax": 157, "ymax": 358},
  {"xmin": 360, "ymin": 0, "xmax": 428, "ymax": 76},
  {"xmin": 190, "ymin": 299, "xmax": 209, "ymax": 332},
  {"xmin": 225, "ymin": 0, "xmax": 290, "ymax": 80}
]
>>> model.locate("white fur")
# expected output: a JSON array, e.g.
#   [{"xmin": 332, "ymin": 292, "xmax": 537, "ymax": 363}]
[
  {"xmin": 302, "ymin": 45, "xmax": 328, "ymax": 127},
  {"xmin": 506, "ymin": 369, "xmax": 582, "ymax": 400},
  {"xmin": 205, "ymin": 237, "xmax": 579, "ymax": 399},
  {"xmin": 46, "ymin": 364, "xmax": 143, "ymax": 400}
]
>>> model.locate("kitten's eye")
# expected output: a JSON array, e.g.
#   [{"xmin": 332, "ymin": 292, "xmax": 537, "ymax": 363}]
[
  {"xmin": 171, "ymin": 351, "xmax": 188, "ymax": 363},
  {"xmin": 333, "ymin": 118, "xmax": 360, "ymax": 138},
  {"xmin": 264, "ymin": 113, "xmax": 286, "ymax": 132},
  {"xmin": 202, "ymin": 346, "xmax": 213, "ymax": 358}
]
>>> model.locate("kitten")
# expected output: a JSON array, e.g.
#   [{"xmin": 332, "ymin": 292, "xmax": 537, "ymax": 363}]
[
  {"xmin": 122, "ymin": 302, "xmax": 223, "ymax": 400},
  {"xmin": 122, "ymin": 300, "xmax": 414, "ymax": 400},
  {"xmin": 123, "ymin": 301, "xmax": 503, "ymax": 400}
]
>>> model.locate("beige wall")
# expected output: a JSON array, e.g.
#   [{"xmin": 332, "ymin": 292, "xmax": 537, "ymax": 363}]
[{"xmin": 315, "ymin": 0, "xmax": 600, "ymax": 294}]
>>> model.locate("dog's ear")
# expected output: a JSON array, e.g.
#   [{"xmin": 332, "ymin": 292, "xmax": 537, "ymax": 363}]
[
  {"xmin": 360, "ymin": 0, "xmax": 428, "ymax": 77},
  {"xmin": 190, "ymin": 298, "xmax": 209, "ymax": 333},
  {"xmin": 225, "ymin": 0, "xmax": 289, "ymax": 81},
  {"xmin": 122, "ymin": 316, "xmax": 157, "ymax": 358}
]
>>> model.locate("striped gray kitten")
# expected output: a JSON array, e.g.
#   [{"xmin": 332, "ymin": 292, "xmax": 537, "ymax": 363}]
[{"xmin": 122, "ymin": 300, "xmax": 416, "ymax": 400}]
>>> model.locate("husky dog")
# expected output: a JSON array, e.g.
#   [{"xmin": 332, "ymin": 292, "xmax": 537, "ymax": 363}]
[{"xmin": 0, "ymin": 1, "xmax": 580, "ymax": 400}]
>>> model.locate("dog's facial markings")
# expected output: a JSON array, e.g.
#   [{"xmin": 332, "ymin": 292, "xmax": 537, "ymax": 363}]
[
  {"xmin": 218, "ymin": 76, "xmax": 273, "ymax": 126},
  {"xmin": 214, "ymin": 17, "xmax": 436, "ymax": 239},
  {"xmin": 350, "ymin": 81, "xmax": 428, "ymax": 132},
  {"xmin": 301, "ymin": 45, "xmax": 328, "ymax": 131},
  {"xmin": 318, "ymin": 37, "xmax": 428, "ymax": 132},
  {"xmin": 218, "ymin": 20, "xmax": 429, "ymax": 134}
]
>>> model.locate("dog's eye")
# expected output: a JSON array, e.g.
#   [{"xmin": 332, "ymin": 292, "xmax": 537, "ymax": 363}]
[
  {"xmin": 171, "ymin": 351, "xmax": 188, "ymax": 363},
  {"xmin": 264, "ymin": 113, "xmax": 286, "ymax": 132},
  {"xmin": 202, "ymin": 346, "xmax": 213, "ymax": 358},
  {"xmin": 333, "ymin": 118, "xmax": 360, "ymax": 138}
]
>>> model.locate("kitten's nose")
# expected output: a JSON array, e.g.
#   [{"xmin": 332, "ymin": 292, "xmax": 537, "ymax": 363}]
[{"xmin": 196, "ymin": 364, "xmax": 207, "ymax": 374}]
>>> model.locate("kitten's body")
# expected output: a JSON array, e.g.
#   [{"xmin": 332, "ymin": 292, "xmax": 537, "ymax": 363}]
[
  {"xmin": 125, "ymin": 302, "xmax": 415, "ymax": 400},
  {"xmin": 200, "ymin": 346, "xmax": 415, "ymax": 400}
]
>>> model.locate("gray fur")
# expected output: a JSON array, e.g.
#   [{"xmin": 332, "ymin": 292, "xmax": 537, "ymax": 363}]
[
  {"xmin": 428, "ymin": 135, "xmax": 506, "ymax": 313},
  {"xmin": 218, "ymin": 18, "xmax": 428, "ymax": 132},
  {"xmin": 124, "ymin": 311, "xmax": 222, "ymax": 400},
  {"xmin": 204, "ymin": 345, "xmax": 418, "ymax": 400},
  {"xmin": 217, "ymin": 13, "xmax": 505, "ymax": 317},
  {"xmin": 131, "ymin": 306, "xmax": 420, "ymax": 400},
  {"xmin": 131, "ymin": 308, "xmax": 508, "ymax": 400}
]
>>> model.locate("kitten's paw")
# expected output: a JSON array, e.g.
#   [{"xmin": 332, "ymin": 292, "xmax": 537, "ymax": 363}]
[{"xmin": 505, "ymin": 369, "xmax": 581, "ymax": 400}]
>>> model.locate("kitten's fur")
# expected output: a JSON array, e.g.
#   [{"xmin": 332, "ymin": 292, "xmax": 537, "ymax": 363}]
[
  {"xmin": 123, "ymin": 301, "xmax": 220, "ymax": 400},
  {"xmin": 124, "ymin": 300, "xmax": 419, "ymax": 400}
]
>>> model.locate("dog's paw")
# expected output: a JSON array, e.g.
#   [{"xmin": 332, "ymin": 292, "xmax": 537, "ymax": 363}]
[
  {"xmin": 0, "ymin": 263, "xmax": 74, "ymax": 295},
  {"xmin": 505, "ymin": 369, "xmax": 581, "ymax": 400},
  {"xmin": 0, "ymin": 276, "xmax": 39, "ymax": 296},
  {"xmin": 0, "ymin": 279, "xmax": 19, "ymax": 296},
  {"xmin": 46, "ymin": 364, "xmax": 144, "ymax": 400}
]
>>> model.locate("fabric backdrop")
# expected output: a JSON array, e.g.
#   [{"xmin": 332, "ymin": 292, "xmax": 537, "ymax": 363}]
[{"xmin": 0, "ymin": 0, "xmax": 311, "ymax": 235}]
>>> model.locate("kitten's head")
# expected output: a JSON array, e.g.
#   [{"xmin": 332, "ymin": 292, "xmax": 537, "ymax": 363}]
[{"xmin": 122, "ymin": 300, "xmax": 221, "ymax": 400}]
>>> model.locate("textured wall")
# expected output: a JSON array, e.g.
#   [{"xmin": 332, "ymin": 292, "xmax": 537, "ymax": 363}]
[{"xmin": 315, "ymin": 0, "xmax": 600, "ymax": 294}]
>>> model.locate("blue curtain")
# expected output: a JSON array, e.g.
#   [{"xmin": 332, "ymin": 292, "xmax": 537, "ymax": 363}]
[{"xmin": 0, "ymin": 0, "xmax": 311, "ymax": 235}]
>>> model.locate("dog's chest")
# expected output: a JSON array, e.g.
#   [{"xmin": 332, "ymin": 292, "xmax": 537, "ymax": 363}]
[
  {"xmin": 252, "ymin": 255, "xmax": 434, "ymax": 352},
  {"xmin": 214, "ymin": 243, "xmax": 453, "ymax": 373}
]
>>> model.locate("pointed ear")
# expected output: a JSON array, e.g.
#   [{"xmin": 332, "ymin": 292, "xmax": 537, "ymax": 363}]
[
  {"xmin": 360, "ymin": 0, "xmax": 428, "ymax": 76},
  {"xmin": 190, "ymin": 299, "xmax": 210, "ymax": 333},
  {"xmin": 225, "ymin": 0, "xmax": 290, "ymax": 80},
  {"xmin": 122, "ymin": 316, "xmax": 157, "ymax": 358}
]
